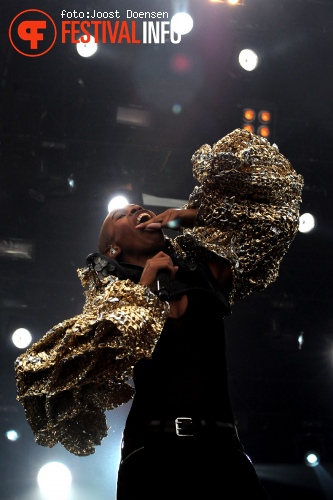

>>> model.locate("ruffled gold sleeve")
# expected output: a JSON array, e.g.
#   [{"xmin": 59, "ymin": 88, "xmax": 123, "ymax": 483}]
[
  {"xmin": 178, "ymin": 128, "xmax": 304, "ymax": 303},
  {"xmin": 14, "ymin": 268, "xmax": 169, "ymax": 456}
]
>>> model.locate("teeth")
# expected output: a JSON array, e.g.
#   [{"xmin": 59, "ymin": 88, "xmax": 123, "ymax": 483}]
[{"xmin": 137, "ymin": 213, "xmax": 151, "ymax": 224}]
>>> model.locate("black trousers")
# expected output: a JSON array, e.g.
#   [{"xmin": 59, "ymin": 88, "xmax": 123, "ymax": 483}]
[{"xmin": 116, "ymin": 426, "xmax": 270, "ymax": 499}]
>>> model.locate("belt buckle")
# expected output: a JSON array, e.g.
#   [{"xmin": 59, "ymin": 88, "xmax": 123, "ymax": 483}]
[{"xmin": 175, "ymin": 417, "xmax": 193, "ymax": 437}]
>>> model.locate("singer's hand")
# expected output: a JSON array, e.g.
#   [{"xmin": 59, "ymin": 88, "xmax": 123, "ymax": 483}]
[
  {"xmin": 139, "ymin": 251, "xmax": 178, "ymax": 290},
  {"xmin": 136, "ymin": 208, "xmax": 198, "ymax": 231}
]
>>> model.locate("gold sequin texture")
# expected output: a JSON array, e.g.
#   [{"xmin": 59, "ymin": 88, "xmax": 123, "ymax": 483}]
[
  {"xmin": 15, "ymin": 273, "xmax": 169, "ymax": 456},
  {"xmin": 14, "ymin": 128, "xmax": 303, "ymax": 456},
  {"xmin": 179, "ymin": 128, "xmax": 304, "ymax": 303}
]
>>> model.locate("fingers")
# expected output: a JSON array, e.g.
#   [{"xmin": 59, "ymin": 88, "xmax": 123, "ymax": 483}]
[
  {"xmin": 139, "ymin": 253, "xmax": 176, "ymax": 288},
  {"xmin": 136, "ymin": 208, "xmax": 197, "ymax": 230},
  {"xmin": 145, "ymin": 222, "xmax": 162, "ymax": 230},
  {"xmin": 136, "ymin": 209, "xmax": 181, "ymax": 230}
]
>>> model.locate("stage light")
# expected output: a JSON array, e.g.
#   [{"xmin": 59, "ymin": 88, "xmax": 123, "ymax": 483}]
[
  {"xmin": 76, "ymin": 35, "xmax": 98, "ymax": 57},
  {"xmin": 304, "ymin": 450, "xmax": 320, "ymax": 467},
  {"xmin": 37, "ymin": 462, "xmax": 72, "ymax": 499},
  {"xmin": 299, "ymin": 212, "xmax": 316, "ymax": 233},
  {"xmin": 243, "ymin": 108, "xmax": 256, "ymax": 122},
  {"xmin": 242, "ymin": 108, "xmax": 256, "ymax": 133},
  {"xmin": 12, "ymin": 328, "xmax": 32, "ymax": 349},
  {"xmin": 67, "ymin": 174, "xmax": 75, "ymax": 190},
  {"xmin": 296, "ymin": 430, "xmax": 325, "ymax": 468},
  {"xmin": 108, "ymin": 195, "xmax": 129, "ymax": 212},
  {"xmin": 6, "ymin": 430, "xmax": 19, "ymax": 442},
  {"xmin": 238, "ymin": 48, "xmax": 259, "ymax": 72},
  {"xmin": 241, "ymin": 105, "xmax": 273, "ymax": 139},
  {"xmin": 298, "ymin": 332, "xmax": 304, "ymax": 350},
  {"xmin": 258, "ymin": 110, "xmax": 271, "ymax": 123},
  {"xmin": 257, "ymin": 109, "xmax": 272, "ymax": 137},
  {"xmin": 257, "ymin": 125, "xmax": 270, "ymax": 138},
  {"xmin": 242, "ymin": 124, "xmax": 255, "ymax": 133},
  {"xmin": 171, "ymin": 12, "xmax": 193, "ymax": 35},
  {"xmin": 96, "ymin": 179, "xmax": 143, "ymax": 214}
]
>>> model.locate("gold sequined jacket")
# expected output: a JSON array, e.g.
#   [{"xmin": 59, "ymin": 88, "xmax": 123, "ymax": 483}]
[{"xmin": 14, "ymin": 128, "xmax": 304, "ymax": 456}]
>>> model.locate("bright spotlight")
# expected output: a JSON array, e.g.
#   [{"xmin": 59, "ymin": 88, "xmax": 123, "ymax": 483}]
[
  {"xmin": 258, "ymin": 110, "xmax": 272, "ymax": 124},
  {"xmin": 299, "ymin": 213, "xmax": 316, "ymax": 233},
  {"xmin": 6, "ymin": 430, "xmax": 19, "ymax": 442},
  {"xmin": 238, "ymin": 48, "xmax": 260, "ymax": 71},
  {"xmin": 243, "ymin": 108, "xmax": 256, "ymax": 122},
  {"xmin": 76, "ymin": 35, "xmax": 98, "ymax": 57},
  {"xmin": 12, "ymin": 328, "xmax": 32, "ymax": 349},
  {"xmin": 257, "ymin": 125, "xmax": 270, "ymax": 138},
  {"xmin": 298, "ymin": 332, "xmax": 304, "ymax": 350},
  {"xmin": 171, "ymin": 13, "xmax": 194, "ymax": 35},
  {"xmin": 67, "ymin": 174, "xmax": 76, "ymax": 191},
  {"xmin": 37, "ymin": 462, "xmax": 72, "ymax": 499},
  {"xmin": 108, "ymin": 195, "xmax": 129, "ymax": 213},
  {"xmin": 304, "ymin": 450, "xmax": 320, "ymax": 467}
]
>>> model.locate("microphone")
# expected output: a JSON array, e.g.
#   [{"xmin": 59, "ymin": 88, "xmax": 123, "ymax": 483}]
[{"xmin": 156, "ymin": 270, "xmax": 170, "ymax": 301}]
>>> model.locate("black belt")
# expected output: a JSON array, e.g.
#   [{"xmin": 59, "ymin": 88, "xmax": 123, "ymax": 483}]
[
  {"xmin": 146, "ymin": 418, "xmax": 238, "ymax": 437},
  {"xmin": 121, "ymin": 419, "xmax": 243, "ymax": 462}
]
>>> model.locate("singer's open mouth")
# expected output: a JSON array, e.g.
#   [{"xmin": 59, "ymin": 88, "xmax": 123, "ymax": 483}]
[{"xmin": 136, "ymin": 212, "xmax": 152, "ymax": 224}]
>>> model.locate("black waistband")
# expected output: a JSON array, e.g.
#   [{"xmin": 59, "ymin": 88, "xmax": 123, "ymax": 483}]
[
  {"xmin": 124, "ymin": 418, "xmax": 238, "ymax": 438},
  {"xmin": 145, "ymin": 418, "xmax": 237, "ymax": 437},
  {"xmin": 121, "ymin": 419, "xmax": 243, "ymax": 462}
]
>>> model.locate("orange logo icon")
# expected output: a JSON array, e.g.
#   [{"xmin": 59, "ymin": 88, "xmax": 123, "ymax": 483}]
[{"xmin": 9, "ymin": 9, "xmax": 57, "ymax": 57}]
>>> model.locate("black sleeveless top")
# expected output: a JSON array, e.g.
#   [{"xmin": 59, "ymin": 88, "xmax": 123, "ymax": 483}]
[
  {"xmin": 124, "ymin": 255, "xmax": 235, "ymax": 431},
  {"xmin": 86, "ymin": 248, "xmax": 235, "ymax": 430}
]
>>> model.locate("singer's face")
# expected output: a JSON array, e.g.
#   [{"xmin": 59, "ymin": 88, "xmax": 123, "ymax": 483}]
[{"xmin": 98, "ymin": 204, "xmax": 165, "ymax": 262}]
